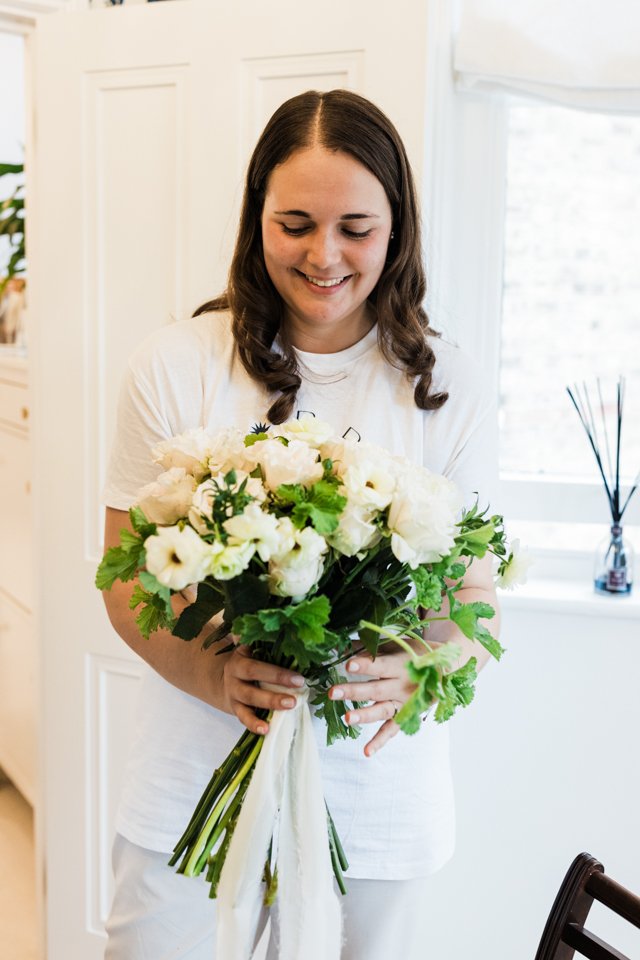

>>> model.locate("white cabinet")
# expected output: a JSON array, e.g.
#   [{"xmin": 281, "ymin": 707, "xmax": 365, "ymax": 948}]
[{"xmin": 0, "ymin": 353, "xmax": 37, "ymax": 806}]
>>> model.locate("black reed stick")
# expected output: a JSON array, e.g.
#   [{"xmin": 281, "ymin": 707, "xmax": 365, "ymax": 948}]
[{"xmin": 566, "ymin": 377, "xmax": 637, "ymax": 524}]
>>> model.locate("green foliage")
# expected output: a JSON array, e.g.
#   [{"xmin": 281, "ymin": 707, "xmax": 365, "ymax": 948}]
[
  {"xmin": 448, "ymin": 597, "xmax": 504, "ymax": 661},
  {"xmin": 173, "ymin": 580, "xmax": 226, "ymax": 642},
  {"xmin": 311, "ymin": 667, "xmax": 365, "ymax": 745},
  {"xmin": 410, "ymin": 565, "xmax": 445, "ymax": 611},
  {"xmin": 0, "ymin": 161, "xmax": 25, "ymax": 294},
  {"xmin": 233, "ymin": 595, "xmax": 335, "ymax": 670},
  {"xmin": 434, "ymin": 658, "xmax": 478, "ymax": 723},
  {"xmin": 275, "ymin": 478, "xmax": 347, "ymax": 535},
  {"xmin": 395, "ymin": 643, "xmax": 462, "ymax": 734},
  {"xmin": 128, "ymin": 571, "xmax": 176, "ymax": 640}
]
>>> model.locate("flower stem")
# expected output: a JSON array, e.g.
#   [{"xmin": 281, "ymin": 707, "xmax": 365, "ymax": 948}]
[{"xmin": 182, "ymin": 735, "xmax": 264, "ymax": 877}]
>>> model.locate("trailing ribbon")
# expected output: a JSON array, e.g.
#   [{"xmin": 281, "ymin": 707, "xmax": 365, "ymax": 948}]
[{"xmin": 216, "ymin": 684, "xmax": 343, "ymax": 960}]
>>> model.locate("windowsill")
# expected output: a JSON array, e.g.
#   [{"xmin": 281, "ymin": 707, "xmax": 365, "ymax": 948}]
[{"xmin": 500, "ymin": 575, "xmax": 640, "ymax": 619}]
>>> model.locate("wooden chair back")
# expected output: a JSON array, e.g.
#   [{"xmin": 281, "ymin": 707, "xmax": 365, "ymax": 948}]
[{"xmin": 534, "ymin": 852, "xmax": 640, "ymax": 960}]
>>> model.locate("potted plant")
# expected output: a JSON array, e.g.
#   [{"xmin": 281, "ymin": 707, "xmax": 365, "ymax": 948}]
[{"xmin": 0, "ymin": 161, "xmax": 26, "ymax": 346}]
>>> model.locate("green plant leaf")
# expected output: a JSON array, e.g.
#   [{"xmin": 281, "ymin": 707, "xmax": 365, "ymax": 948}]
[{"xmin": 173, "ymin": 580, "xmax": 225, "ymax": 641}]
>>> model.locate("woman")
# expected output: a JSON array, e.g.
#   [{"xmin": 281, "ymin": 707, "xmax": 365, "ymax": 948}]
[{"xmin": 102, "ymin": 89, "xmax": 500, "ymax": 959}]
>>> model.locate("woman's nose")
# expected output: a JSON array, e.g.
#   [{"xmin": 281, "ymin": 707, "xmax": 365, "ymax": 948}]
[{"xmin": 306, "ymin": 229, "xmax": 340, "ymax": 270}]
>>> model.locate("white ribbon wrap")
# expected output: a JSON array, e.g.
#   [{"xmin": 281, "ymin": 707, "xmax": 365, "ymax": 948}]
[{"xmin": 216, "ymin": 685, "xmax": 343, "ymax": 960}]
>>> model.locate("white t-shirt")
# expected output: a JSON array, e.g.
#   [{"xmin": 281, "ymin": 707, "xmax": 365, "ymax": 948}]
[{"xmin": 103, "ymin": 311, "xmax": 498, "ymax": 879}]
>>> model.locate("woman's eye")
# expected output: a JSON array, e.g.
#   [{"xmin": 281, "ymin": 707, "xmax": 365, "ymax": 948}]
[
  {"xmin": 342, "ymin": 228, "xmax": 372, "ymax": 240},
  {"xmin": 281, "ymin": 224, "xmax": 310, "ymax": 236}
]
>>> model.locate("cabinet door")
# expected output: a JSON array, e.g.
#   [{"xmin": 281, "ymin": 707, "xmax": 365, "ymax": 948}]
[
  {"xmin": 32, "ymin": 3, "xmax": 434, "ymax": 957},
  {"xmin": 0, "ymin": 590, "xmax": 36, "ymax": 805},
  {"xmin": 0, "ymin": 424, "xmax": 32, "ymax": 611}
]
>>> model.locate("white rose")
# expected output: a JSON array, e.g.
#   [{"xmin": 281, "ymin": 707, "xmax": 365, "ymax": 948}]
[
  {"xmin": 387, "ymin": 469, "xmax": 463, "ymax": 568},
  {"xmin": 144, "ymin": 525, "xmax": 212, "ymax": 590},
  {"xmin": 341, "ymin": 459, "xmax": 396, "ymax": 511},
  {"xmin": 247, "ymin": 438, "xmax": 323, "ymax": 490},
  {"xmin": 319, "ymin": 437, "xmax": 392, "ymax": 482},
  {"xmin": 279, "ymin": 415, "xmax": 334, "ymax": 448},
  {"xmin": 209, "ymin": 541, "xmax": 255, "ymax": 581},
  {"xmin": 268, "ymin": 526, "xmax": 328, "ymax": 599},
  {"xmin": 496, "ymin": 539, "xmax": 533, "ymax": 590},
  {"xmin": 152, "ymin": 428, "xmax": 215, "ymax": 482},
  {"xmin": 207, "ymin": 428, "xmax": 255, "ymax": 476},
  {"xmin": 136, "ymin": 467, "xmax": 197, "ymax": 525},
  {"xmin": 189, "ymin": 471, "xmax": 266, "ymax": 534},
  {"xmin": 224, "ymin": 502, "xmax": 290, "ymax": 562},
  {"xmin": 327, "ymin": 502, "xmax": 381, "ymax": 557}
]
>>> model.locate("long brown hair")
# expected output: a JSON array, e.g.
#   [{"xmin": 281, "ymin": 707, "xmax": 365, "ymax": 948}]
[{"xmin": 194, "ymin": 89, "xmax": 448, "ymax": 423}]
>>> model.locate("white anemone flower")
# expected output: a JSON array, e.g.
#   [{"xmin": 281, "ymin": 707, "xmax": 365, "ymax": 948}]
[
  {"xmin": 144, "ymin": 525, "xmax": 212, "ymax": 590},
  {"xmin": 496, "ymin": 539, "xmax": 533, "ymax": 590}
]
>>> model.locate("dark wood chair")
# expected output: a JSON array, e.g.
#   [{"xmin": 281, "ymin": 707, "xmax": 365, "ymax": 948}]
[{"xmin": 534, "ymin": 852, "xmax": 640, "ymax": 960}]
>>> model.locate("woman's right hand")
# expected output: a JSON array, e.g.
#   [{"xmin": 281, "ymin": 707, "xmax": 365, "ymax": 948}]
[{"xmin": 222, "ymin": 644, "xmax": 305, "ymax": 735}]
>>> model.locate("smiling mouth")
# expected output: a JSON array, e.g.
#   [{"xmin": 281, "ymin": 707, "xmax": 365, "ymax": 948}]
[{"xmin": 297, "ymin": 271, "xmax": 351, "ymax": 288}]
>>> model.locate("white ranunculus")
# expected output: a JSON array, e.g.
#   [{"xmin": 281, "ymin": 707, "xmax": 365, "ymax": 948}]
[
  {"xmin": 268, "ymin": 526, "xmax": 328, "ymax": 599},
  {"xmin": 207, "ymin": 428, "xmax": 255, "ymax": 476},
  {"xmin": 224, "ymin": 502, "xmax": 291, "ymax": 562},
  {"xmin": 189, "ymin": 471, "xmax": 267, "ymax": 535},
  {"xmin": 209, "ymin": 540, "xmax": 255, "ymax": 581},
  {"xmin": 341, "ymin": 458, "xmax": 396, "ymax": 511},
  {"xmin": 152, "ymin": 428, "xmax": 216, "ymax": 482},
  {"xmin": 327, "ymin": 502, "xmax": 381, "ymax": 557},
  {"xmin": 136, "ymin": 467, "xmax": 197, "ymax": 525},
  {"xmin": 387, "ymin": 469, "xmax": 463, "ymax": 568},
  {"xmin": 496, "ymin": 539, "xmax": 533, "ymax": 590},
  {"xmin": 247, "ymin": 438, "xmax": 324, "ymax": 491},
  {"xmin": 279, "ymin": 414, "xmax": 334, "ymax": 448},
  {"xmin": 144, "ymin": 525, "xmax": 212, "ymax": 590}
]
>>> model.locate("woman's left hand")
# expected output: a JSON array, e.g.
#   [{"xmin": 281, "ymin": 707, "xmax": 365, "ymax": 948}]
[{"xmin": 328, "ymin": 647, "xmax": 417, "ymax": 757}]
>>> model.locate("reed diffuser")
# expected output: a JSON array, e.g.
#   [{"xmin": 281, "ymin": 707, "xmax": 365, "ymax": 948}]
[{"xmin": 567, "ymin": 378, "xmax": 638, "ymax": 595}]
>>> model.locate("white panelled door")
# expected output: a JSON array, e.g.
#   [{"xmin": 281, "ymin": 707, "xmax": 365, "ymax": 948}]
[{"xmin": 31, "ymin": 2, "xmax": 432, "ymax": 956}]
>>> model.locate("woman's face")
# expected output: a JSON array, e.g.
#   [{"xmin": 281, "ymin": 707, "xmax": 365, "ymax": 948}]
[{"xmin": 261, "ymin": 145, "xmax": 393, "ymax": 352}]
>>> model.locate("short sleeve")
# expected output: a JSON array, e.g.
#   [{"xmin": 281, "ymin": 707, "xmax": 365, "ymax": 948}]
[
  {"xmin": 444, "ymin": 385, "xmax": 500, "ymax": 513},
  {"xmin": 102, "ymin": 359, "xmax": 172, "ymax": 511}
]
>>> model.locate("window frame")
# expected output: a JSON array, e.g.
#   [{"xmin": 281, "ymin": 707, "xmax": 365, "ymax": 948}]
[{"xmin": 423, "ymin": 1, "xmax": 640, "ymax": 537}]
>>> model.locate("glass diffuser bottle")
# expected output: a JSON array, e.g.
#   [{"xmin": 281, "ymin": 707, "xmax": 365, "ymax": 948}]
[
  {"xmin": 594, "ymin": 523, "xmax": 634, "ymax": 595},
  {"xmin": 567, "ymin": 378, "xmax": 638, "ymax": 597}
]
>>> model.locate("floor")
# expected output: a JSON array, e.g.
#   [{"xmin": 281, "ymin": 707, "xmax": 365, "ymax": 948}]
[{"xmin": 0, "ymin": 774, "xmax": 38, "ymax": 959}]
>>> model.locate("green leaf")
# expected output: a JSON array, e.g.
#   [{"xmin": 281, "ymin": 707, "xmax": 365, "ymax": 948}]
[
  {"xmin": 128, "ymin": 583, "xmax": 176, "ymax": 640},
  {"xmin": 138, "ymin": 570, "xmax": 173, "ymax": 619},
  {"xmin": 410, "ymin": 566, "xmax": 445, "ymax": 611},
  {"xmin": 395, "ymin": 643, "xmax": 462, "ymax": 734},
  {"xmin": 173, "ymin": 580, "xmax": 225, "ymax": 641},
  {"xmin": 129, "ymin": 506, "xmax": 157, "ymax": 539},
  {"xmin": 276, "ymin": 479, "xmax": 347, "ymax": 535},
  {"xmin": 474, "ymin": 623, "xmax": 505, "ymax": 662},
  {"xmin": 434, "ymin": 658, "xmax": 478, "ymax": 723},
  {"xmin": 223, "ymin": 573, "xmax": 270, "ymax": 622},
  {"xmin": 233, "ymin": 596, "xmax": 334, "ymax": 670},
  {"xmin": 449, "ymin": 599, "xmax": 494, "ymax": 639},
  {"xmin": 95, "ymin": 544, "xmax": 141, "ymax": 590}
]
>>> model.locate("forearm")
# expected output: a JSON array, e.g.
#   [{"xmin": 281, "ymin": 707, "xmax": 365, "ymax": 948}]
[
  {"xmin": 421, "ymin": 584, "xmax": 501, "ymax": 674},
  {"xmin": 103, "ymin": 578, "xmax": 232, "ymax": 712}
]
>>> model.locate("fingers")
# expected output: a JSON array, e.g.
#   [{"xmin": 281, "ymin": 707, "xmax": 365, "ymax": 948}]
[
  {"xmin": 363, "ymin": 718, "xmax": 400, "ymax": 758},
  {"xmin": 223, "ymin": 647, "xmax": 305, "ymax": 736}
]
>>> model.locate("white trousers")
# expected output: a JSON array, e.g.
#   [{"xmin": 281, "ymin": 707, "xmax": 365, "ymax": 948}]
[{"xmin": 105, "ymin": 834, "xmax": 434, "ymax": 960}]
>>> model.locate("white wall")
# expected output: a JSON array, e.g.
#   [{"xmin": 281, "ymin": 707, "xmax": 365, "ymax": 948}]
[{"xmin": 422, "ymin": 598, "xmax": 640, "ymax": 958}]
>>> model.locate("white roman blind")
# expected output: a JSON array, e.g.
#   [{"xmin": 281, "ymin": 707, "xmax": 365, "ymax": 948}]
[{"xmin": 454, "ymin": 0, "xmax": 640, "ymax": 113}]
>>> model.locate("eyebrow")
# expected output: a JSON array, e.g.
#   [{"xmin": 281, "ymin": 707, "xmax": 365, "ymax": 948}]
[{"xmin": 273, "ymin": 209, "xmax": 380, "ymax": 220}]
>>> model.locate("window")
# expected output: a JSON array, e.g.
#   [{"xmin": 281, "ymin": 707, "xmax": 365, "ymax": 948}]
[{"xmin": 499, "ymin": 103, "xmax": 640, "ymax": 493}]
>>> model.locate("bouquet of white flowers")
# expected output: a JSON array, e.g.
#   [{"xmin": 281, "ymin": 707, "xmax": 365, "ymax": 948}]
[{"xmin": 97, "ymin": 416, "xmax": 520, "ymax": 958}]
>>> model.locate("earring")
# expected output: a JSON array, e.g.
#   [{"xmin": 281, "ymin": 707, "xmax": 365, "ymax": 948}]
[{"xmin": 390, "ymin": 231, "xmax": 395, "ymax": 240}]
